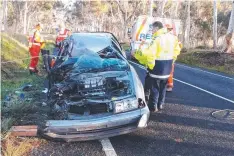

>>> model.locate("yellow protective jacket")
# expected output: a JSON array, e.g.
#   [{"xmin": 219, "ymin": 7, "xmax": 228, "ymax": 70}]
[
  {"xmin": 32, "ymin": 30, "xmax": 45, "ymax": 49},
  {"xmin": 135, "ymin": 28, "xmax": 181, "ymax": 79}
]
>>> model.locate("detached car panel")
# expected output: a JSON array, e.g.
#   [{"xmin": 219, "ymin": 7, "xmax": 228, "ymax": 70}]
[{"xmin": 44, "ymin": 32, "xmax": 149, "ymax": 142}]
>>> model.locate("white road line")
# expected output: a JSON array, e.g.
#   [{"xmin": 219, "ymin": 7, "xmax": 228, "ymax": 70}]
[
  {"xmin": 129, "ymin": 60, "xmax": 234, "ymax": 104},
  {"xmin": 176, "ymin": 63, "xmax": 234, "ymax": 81},
  {"xmin": 100, "ymin": 138, "xmax": 117, "ymax": 156},
  {"xmin": 174, "ymin": 78, "xmax": 234, "ymax": 104}
]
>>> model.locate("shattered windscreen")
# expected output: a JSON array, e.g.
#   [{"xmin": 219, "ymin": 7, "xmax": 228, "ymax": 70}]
[{"xmin": 61, "ymin": 34, "xmax": 128, "ymax": 74}]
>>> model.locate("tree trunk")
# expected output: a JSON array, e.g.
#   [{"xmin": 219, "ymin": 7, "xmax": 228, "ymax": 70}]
[
  {"xmin": 23, "ymin": 1, "xmax": 28, "ymax": 34},
  {"xmin": 227, "ymin": 1, "xmax": 234, "ymax": 34},
  {"xmin": 224, "ymin": 1, "xmax": 234, "ymax": 53},
  {"xmin": 1, "ymin": 0, "xmax": 5, "ymax": 31},
  {"xmin": 2, "ymin": 0, "xmax": 8, "ymax": 31},
  {"xmin": 110, "ymin": 4, "xmax": 114, "ymax": 19},
  {"xmin": 184, "ymin": 0, "xmax": 191, "ymax": 49},
  {"xmin": 175, "ymin": 1, "xmax": 180, "ymax": 18},
  {"xmin": 149, "ymin": 0, "xmax": 153, "ymax": 16},
  {"xmin": 161, "ymin": 0, "xmax": 167, "ymax": 17},
  {"xmin": 27, "ymin": 14, "xmax": 31, "ymax": 33},
  {"xmin": 213, "ymin": 0, "xmax": 217, "ymax": 49}
]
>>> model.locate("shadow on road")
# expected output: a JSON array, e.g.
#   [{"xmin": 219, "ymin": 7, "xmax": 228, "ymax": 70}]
[
  {"xmin": 150, "ymin": 113, "xmax": 234, "ymax": 133},
  {"xmin": 111, "ymin": 132, "xmax": 234, "ymax": 156},
  {"xmin": 114, "ymin": 60, "xmax": 234, "ymax": 156}
]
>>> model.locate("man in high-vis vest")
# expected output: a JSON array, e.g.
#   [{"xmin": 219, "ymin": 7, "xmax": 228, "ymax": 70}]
[
  {"xmin": 134, "ymin": 21, "xmax": 181, "ymax": 112},
  {"xmin": 55, "ymin": 23, "xmax": 70, "ymax": 45},
  {"xmin": 53, "ymin": 23, "xmax": 71, "ymax": 55},
  {"xmin": 29, "ymin": 23, "xmax": 45, "ymax": 74},
  {"xmin": 51, "ymin": 23, "xmax": 71, "ymax": 67},
  {"xmin": 165, "ymin": 24, "xmax": 182, "ymax": 92}
]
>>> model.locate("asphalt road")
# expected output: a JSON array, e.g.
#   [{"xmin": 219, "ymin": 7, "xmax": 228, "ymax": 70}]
[
  {"xmin": 35, "ymin": 61, "xmax": 234, "ymax": 156},
  {"xmin": 109, "ymin": 62, "xmax": 234, "ymax": 156}
]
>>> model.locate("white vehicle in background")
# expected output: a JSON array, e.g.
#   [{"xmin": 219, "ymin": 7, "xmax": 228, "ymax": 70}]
[{"xmin": 128, "ymin": 15, "xmax": 182, "ymax": 60}]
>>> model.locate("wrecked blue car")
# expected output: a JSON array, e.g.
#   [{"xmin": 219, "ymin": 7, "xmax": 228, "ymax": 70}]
[{"xmin": 45, "ymin": 33, "xmax": 150, "ymax": 142}]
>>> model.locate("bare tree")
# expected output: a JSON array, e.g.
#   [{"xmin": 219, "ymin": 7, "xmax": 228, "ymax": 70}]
[
  {"xmin": 227, "ymin": 1, "xmax": 234, "ymax": 34},
  {"xmin": 174, "ymin": 0, "xmax": 181, "ymax": 18},
  {"xmin": 224, "ymin": 1, "xmax": 234, "ymax": 53},
  {"xmin": 213, "ymin": 0, "xmax": 217, "ymax": 49},
  {"xmin": 156, "ymin": 0, "xmax": 167, "ymax": 17},
  {"xmin": 184, "ymin": 0, "xmax": 191, "ymax": 49},
  {"xmin": 23, "ymin": 1, "xmax": 28, "ymax": 34},
  {"xmin": 2, "ymin": 0, "xmax": 8, "ymax": 31},
  {"xmin": 149, "ymin": 0, "xmax": 153, "ymax": 16},
  {"xmin": 115, "ymin": 0, "xmax": 141, "ymax": 40}
]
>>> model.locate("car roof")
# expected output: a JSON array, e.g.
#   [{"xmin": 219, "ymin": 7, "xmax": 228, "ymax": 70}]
[
  {"xmin": 71, "ymin": 32, "xmax": 122, "ymax": 49},
  {"xmin": 71, "ymin": 32, "xmax": 114, "ymax": 39}
]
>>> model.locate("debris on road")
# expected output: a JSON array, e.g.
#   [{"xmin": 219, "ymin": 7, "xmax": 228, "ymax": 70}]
[
  {"xmin": 211, "ymin": 109, "xmax": 234, "ymax": 120},
  {"xmin": 10, "ymin": 125, "xmax": 38, "ymax": 137}
]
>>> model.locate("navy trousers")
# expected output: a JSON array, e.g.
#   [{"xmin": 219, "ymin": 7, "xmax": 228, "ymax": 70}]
[{"xmin": 148, "ymin": 77, "xmax": 168, "ymax": 110}]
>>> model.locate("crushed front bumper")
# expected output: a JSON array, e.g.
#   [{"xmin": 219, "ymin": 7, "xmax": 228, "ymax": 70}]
[{"xmin": 43, "ymin": 107, "xmax": 149, "ymax": 142}]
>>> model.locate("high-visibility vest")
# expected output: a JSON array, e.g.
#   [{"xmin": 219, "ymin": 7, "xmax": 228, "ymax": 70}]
[
  {"xmin": 135, "ymin": 28, "xmax": 167, "ymax": 67},
  {"xmin": 56, "ymin": 29, "xmax": 69, "ymax": 45},
  {"xmin": 135, "ymin": 28, "xmax": 181, "ymax": 79},
  {"xmin": 31, "ymin": 30, "xmax": 42, "ymax": 47}
]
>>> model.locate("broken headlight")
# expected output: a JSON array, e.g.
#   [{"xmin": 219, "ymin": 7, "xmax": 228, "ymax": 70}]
[{"xmin": 114, "ymin": 97, "xmax": 138, "ymax": 113}]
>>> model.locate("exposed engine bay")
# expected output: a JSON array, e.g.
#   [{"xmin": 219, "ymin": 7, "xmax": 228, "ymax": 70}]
[{"xmin": 49, "ymin": 71, "xmax": 135, "ymax": 119}]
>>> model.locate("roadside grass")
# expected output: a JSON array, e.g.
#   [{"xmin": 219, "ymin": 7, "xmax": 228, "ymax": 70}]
[
  {"xmin": 1, "ymin": 77, "xmax": 46, "ymax": 156},
  {"xmin": 177, "ymin": 51, "xmax": 234, "ymax": 75},
  {"xmin": 1, "ymin": 133, "xmax": 46, "ymax": 156},
  {"xmin": 1, "ymin": 75, "xmax": 45, "ymax": 133},
  {"xmin": 1, "ymin": 33, "xmax": 53, "ymax": 156},
  {"xmin": 1, "ymin": 33, "xmax": 47, "ymax": 133},
  {"xmin": 1, "ymin": 118, "xmax": 15, "ymax": 134},
  {"xmin": 1, "ymin": 74, "xmax": 43, "ymax": 98},
  {"xmin": 1, "ymin": 33, "xmax": 29, "ymax": 69}
]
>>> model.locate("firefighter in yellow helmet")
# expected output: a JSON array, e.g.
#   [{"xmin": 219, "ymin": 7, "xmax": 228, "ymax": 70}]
[
  {"xmin": 29, "ymin": 23, "xmax": 45, "ymax": 74},
  {"xmin": 133, "ymin": 21, "xmax": 181, "ymax": 112}
]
